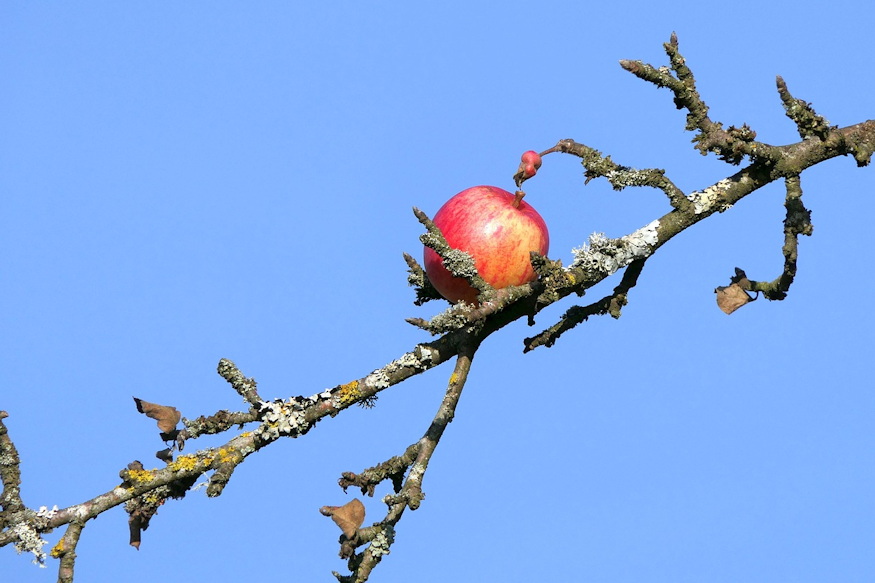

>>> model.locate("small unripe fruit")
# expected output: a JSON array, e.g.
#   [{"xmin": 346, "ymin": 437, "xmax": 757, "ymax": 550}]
[
  {"xmin": 424, "ymin": 185, "xmax": 549, "ymax": 304},
  {"xmin": 520, "ymin": 150, "xmax": 542, "ymax": 179}
]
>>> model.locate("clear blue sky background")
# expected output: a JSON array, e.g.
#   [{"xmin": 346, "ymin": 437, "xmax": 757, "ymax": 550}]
[{"xmin": 3, "ymin": 2, "xmax": 874, "ymax": 582}]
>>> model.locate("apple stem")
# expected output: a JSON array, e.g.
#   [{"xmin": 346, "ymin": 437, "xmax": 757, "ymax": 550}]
[{"xmin": 512, "ymin": 190, "xmax": 526, "ymax": 208}]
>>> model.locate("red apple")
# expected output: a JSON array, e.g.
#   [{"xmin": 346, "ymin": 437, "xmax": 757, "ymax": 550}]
[{"xmin": 423, "ymin": 185, "xmax": 550, "ymax": 304}]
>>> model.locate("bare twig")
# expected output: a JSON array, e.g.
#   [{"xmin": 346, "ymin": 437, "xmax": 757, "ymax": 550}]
[
  {"xmin": 333, "ymin": 340, "xmax": 479, "ymax": 582},
  {"xmin": 542, "ymin": 139, "xmax": 691, "ymax": 211},
  {"xmin": 621, "ymin": 33, "xmax": 767, "ymax": 164},
  {"xmin": 52, "ymin": 521, "xmax": 84, "ymax": 583},
  {"xmin": 0, "ymin": 412, "xmax": 24, "ymax": 518},
  {"xmin": 746, "ymin": 175, "xmax": 812, "ymax": 300},
  {"xmin": 414, "ymin": 206, "xmax": 493, "ymax": 299},
  {"xmin": 403, "ymin": 252, "xmax": 442, "ymax": 305},
  {"xmin": 217, "ymin": 358, "xmax": 262, "ymax": 407},
  {"xmin": 525, "ymin": 258, "xmax": 647, "ymax": 352},
  {"xmin": 777, "ymin": 76, "xmax": 833, "ymax": 140}
]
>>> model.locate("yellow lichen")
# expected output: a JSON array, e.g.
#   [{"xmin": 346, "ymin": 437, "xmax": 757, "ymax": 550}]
[
  {"xmin": 449, "ymin": 372, "xmax": 459, "ymax": 385},
  {"xmin": 143, "ymin": 492, "xmax": 165, "ymax": 505},
  {"xmin": 217, "ymin": 447, "xmax": 240, "ymax": 464},
  {"xmin": 127, "ymin": 469, "xmax": 154, "ymax": 483},
  {"xmin": 50, "ymin": 539, "xmax": 65, "ymax": 558},
  {"xmin": 168, "ymin": 455, "xmax": 201, "ymax": 472},
  {"xmin": 337, "ymin": 380, "xmax": 362, "ymax": 405}
]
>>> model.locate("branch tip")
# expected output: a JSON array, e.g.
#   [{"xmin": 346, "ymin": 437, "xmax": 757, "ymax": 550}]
[{"xmin": 776, "ymin": 76, "xmax": 832, "ymax": 140}]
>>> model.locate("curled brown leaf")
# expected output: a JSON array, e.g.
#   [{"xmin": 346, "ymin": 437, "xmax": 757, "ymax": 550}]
[
  {"xmin": 133, "ymin": 397, "xmax": 181, "ymax": 433},
  {"xmin": 319, "ymin": 498, "xmax": 365, "ymax": 539},
  {"xmin": 715, "ymin": 282, "xmax": 754, "ymax": 314}
]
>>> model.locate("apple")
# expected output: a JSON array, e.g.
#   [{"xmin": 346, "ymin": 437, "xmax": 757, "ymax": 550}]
[{"xmin": 423, "ymin": 185, "xmax": 549, "ymax": 304}]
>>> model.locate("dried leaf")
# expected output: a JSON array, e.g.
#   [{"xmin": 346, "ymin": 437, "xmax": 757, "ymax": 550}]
[
  {"xmin": 133, "ymin": 397, "xmax": 181, "ymax": 433},
  {"xmin": 129, "ymin": 515, "xmax": 143, "ymax": 550},
  {"xmin": 156, "ymin": 448, "xmax": 173, "ymax": 463},
  {"xmin": 320, "ymin": 498, "xmax": 365, "ymax": 538},
  {"xmin": 159, "ymin": 429, "xmax": 180, "ymax": 442},
  {"xmin": 715, "ymin": 283, "xmax": 754, "ymax": 314}
]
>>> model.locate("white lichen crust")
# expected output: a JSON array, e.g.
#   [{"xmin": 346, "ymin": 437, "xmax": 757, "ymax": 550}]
[
  {"xmin": 427, "ymin": 302, "xmax": 477, "ymax": 333},
  {"xmin": 570, "ymin": 220, "xmax": 660, "ymax": 274},
  {"xmin": 414, "ymin": 345, "xmax": 435, "ymax": 366},
  {"xmin": 368, "ymin": 525, "xmax": 395, "ymax": 557},
  {"xmin": 36, "ymin": 505, "xmax": 59, "ymax": 519},
  {"xmin": 11, "ymin": 520, "xmax": 48, "ymax": 567},
  {"xmin": 255, "ymin": 398, "xmax": 311, "ymax": 440},
  {"xmin": 687, "ymin": 178, "xmax": 734, "ymax": 214},
  {"xmin": 363, "ymin": 369, "xmax": 391, "ymax": 390}
]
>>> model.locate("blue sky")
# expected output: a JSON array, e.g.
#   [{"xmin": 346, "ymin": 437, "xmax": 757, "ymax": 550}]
[{"xmin": 3, "ymin": 2, "xmax": 874, "ymax": 581}]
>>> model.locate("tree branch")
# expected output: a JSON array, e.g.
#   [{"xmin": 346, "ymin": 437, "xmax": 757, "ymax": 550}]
[
  {"xmin": 746, "ymin": 174, "xmax": 812, "ymax": 301},
  {"xmin": 332, "ymin": 340, "xmax": 479, "ymax": 582},
  {"xmin": 0, "ymin": 411, "xmax": 24, "ymax": 519},
  {"xmin": 52, "ymin": 521, "xmax": 84, "ymax": 583},
  {"xmin": 524, "ymin": 258, "xmax": 647, "ymax": 352},
  {"xmin": 3, "ymin": 33, "xmax": 874, "ymax": 583},
  {"xmin": 414, "ymin": 206, "xmax": 493, "ymax": 299},
  {"xmin": 542, "ymin": 139, "xmax": 692, "ymax": 211},
  {"xmin": 403, "ymin": 252, "xmax": 442, "ymax": 305},
  {"xmin": 777, "ymin": 76, "xmax": 833, "ymax": 140}
]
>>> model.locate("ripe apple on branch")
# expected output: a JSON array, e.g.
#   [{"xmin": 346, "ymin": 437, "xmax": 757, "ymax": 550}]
[{"xmin": 420, "ymin": 151, "xmax": 551, "ymax": 305}]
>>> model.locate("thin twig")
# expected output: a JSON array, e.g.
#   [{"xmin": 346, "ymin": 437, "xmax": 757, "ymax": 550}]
[
  {"xmin": 54, "ymin": 521, "xmax": 84, "ymax": 583},
  {"xmin": 524, "ymin": 258, "xmax": 647, "ymax": 352},
  {"xmin": 544, "ymin": 139, "xmax": 691, "ymax": 211},
  {"xmin": 622, "ymin": 33, "xmax": 766, "ymax": 164},
  {"xmin": 403, "ymin": 252, "xmax": 442, "ymax": 305},
  {"xmin": 746, "ymin": 174, "xmax": 812, "ymax": 300},
  {"xmin": 413, "ymin": 206, "xmax": 493, "ymax": 298},
  {"xmin": 217, "ymin": 358, "xmax": 262, "ymax": 407},
  {"xmin": 777, "ymin": 76, "xmax": 833, "ymax": 140},
  {"xmin": 334, "ymin": 341, "xmax": 479, "ymax": 582},
  {"xmin": 0, "ymin": 411, "xmax": 24, "ymax": 518}
]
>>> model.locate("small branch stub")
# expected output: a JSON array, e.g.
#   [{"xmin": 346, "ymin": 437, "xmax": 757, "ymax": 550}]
[{"xmin": 512, "ymin": 190, "xmax": 525, "ymax": 208}]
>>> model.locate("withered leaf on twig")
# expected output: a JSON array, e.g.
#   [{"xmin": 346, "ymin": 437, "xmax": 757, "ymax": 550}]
[
  {"xmin": 715, "ymin": 282, "xmax": 755, "ymax": 314},
  {"xmin": 129, "ymin": 515, "xmax": 143, "ymax": 551},
  {"xmin": 128, "ymin": 504, "xmax": 161, "ymax": 550},
  {"xmin": 133, "ymin": 397, "xmax": 181, "ymax": 433},
  {"xmin": 715, "ymin": 267, "xmax": 755, "ymax": 315},
  {"xmin": 319, "ymin": 498, "xmax": 365, "ymax": 539}
]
